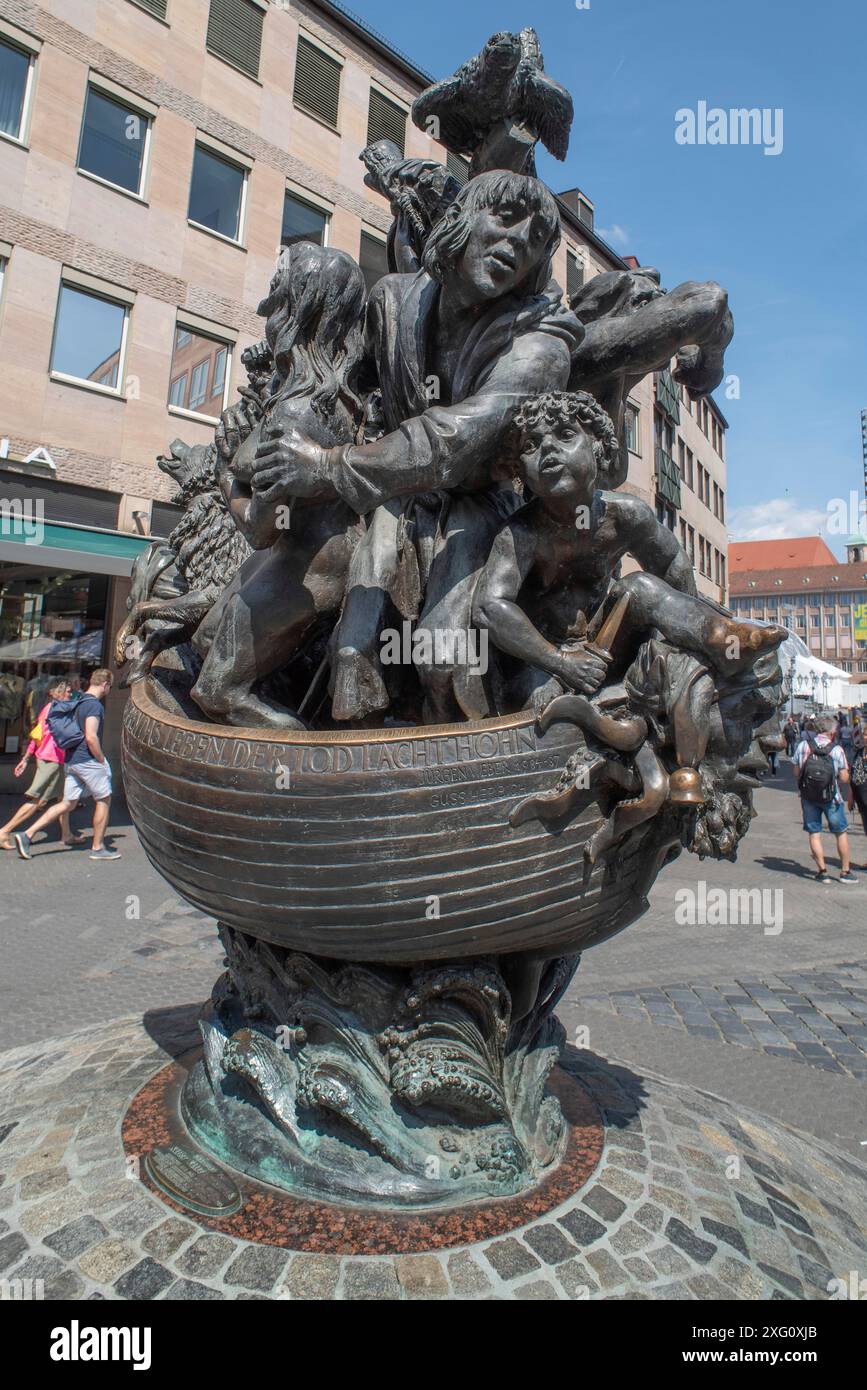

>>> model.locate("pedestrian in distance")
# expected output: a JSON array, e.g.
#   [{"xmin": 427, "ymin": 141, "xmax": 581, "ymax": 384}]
[
  {"xmin": 792, "ymin": 715, "xmax": 856, "ymax": 883},
  {"xmin": 0, "ymin": 679, "xmax": 87, "ymax": 851},
  {"xmin": 14, "ymin": 669, "xmax": 121, "ymax": 862}
]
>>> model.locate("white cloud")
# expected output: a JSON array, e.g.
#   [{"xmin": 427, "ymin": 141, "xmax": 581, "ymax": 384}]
[
  {"xmin": 728, "ymin": 497, "xmax": 831, "ymax": 541},
  {"xmin": 598, "ymin": 223, "xmax": 629, "ymax": 248}
]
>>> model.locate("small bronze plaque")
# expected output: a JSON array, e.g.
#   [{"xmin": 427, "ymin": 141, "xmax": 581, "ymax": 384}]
[{"xmin": 144, "ymin": 1143, "xmax": 242, "ymax": 1217}]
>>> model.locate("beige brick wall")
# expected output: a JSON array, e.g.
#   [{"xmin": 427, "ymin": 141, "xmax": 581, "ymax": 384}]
[{"xmin": 0, "ymin": 0, "xmax": 448, "ymax": 508}]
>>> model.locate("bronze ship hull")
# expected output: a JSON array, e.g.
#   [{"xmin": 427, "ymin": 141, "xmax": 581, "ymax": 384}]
[{"xmin": 122, "ymin": 679, "xmax": 666, "ymax": 963}]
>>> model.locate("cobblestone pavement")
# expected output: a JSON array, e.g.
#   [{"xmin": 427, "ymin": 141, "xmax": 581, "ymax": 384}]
[
  {"xmin": 0, "ymin": 1015, "xmax": 865, "ymax": 1301},
  {"xmin": 575, "ymin": 964, "xmax": 867, "ymax": 1081}
]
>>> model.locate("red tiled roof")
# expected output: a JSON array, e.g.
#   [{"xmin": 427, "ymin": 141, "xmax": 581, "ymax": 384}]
[
  {"xmin": 730, "ymin": 559, "xmax": 867, "ymax": 595},
  {"xmin": 728, "ymin": 537, "xmax": 838, "ymax": 571}
]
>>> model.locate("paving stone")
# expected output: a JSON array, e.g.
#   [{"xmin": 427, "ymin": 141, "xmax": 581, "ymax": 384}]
[
  {"xmin": 648, "ymin": 1184, "xmax": 694, "ymax": 1221},
  {"xmin": 394, "ymin": 1255, "xmax": 449, "ymax": 1299},
  {"xmin": 11, "ymin": 1253, "xmax": 85, "ymax": 1300},
  {"xmin": 767, "ymin": 1199, "xmax": 812, "ymax": 1234},
  {"xmin": 108, "ymin": 1198, "xmax": 164, "ymax": 1239},
  {"xmin": 664, "ymin": 1218, "xmax": 716, "ymax": 1265},
  {"xmin": 700, "ymin": 1217, "xmax": 749, "ymax": 1258},
  {"xmin": 18, "ymin": 1167, "xmax": 70, "ymax": 1200},
  {"xmin": 581, "ymin": 1184, "xmax": 626, "ymax": 1222},
  {"xmin": 341, "ymin": 1260, "xmax": 400, "ymax": 1301},
  {"xmin": 77, "ymin": 1238, "xmax": 139, "ymax": 1282},
  {"xmin": 0, "ymin": 1231, "xmax": 28, "ymax": 1273},
  {"xmin": 165, "ymin": 1278, "xmax": 224, "ymax": 1300},
  {"xmin": 633, "ymin": 1201, "xmax": 664, "ymax": 1233},
  {"xmin": 44, "ymin": 1216, "xmax": 108, "ymax": 1259},
  {"xmin": 141, "ymin": 1218, "xmax": 195, "ymax": 1260},
  {"xmin": 797, "ymin": 1255, "xmax": 835, "ymax": 1294},
  {"xmin": 278, "ymin": 1253, "xmax": 341, "ymax": 1301},
  {"xmin": 647, "ymin": 1244, "xmax": 692, "ymax": 1279},
  {"xmin": 687, "ymin": 1272, "xmax": 737, "ymax": 1300},
  {"xmin": 735, "ymin": 1193, "xmax": 775, "ymax": 1228},
  {"xmin": 115, "ymin": 1257, "xmax": 174, "ymax": 1301},
  {"xmin": 523, "ymin": 1222, "xmax": 576, "ymax": 1265},
  {"xmin": 599, "ymin": 1167, "xmax": 645, "ymax": 1200},
  {"xmin": 757, "ymin": 1262, "xmax": 804, "ymax": 1297},
  {"xmin": 555, "ymin": 1257, "xmax": 597, "ymax": 1298},
  {"xmin": 446, "ymin": 1251, "xmax": 492, "ymax": 1298},
  {"xmin": 648, "ymin": 1279, "xmax": 694, "ymax": 1300},
  {"xmin": 512, "ymin": 1279, "xmax": 560, "ymax": 1299},
  {"xmin": 610, "ymin": 1220, "xmax": 652, "ymax": 1257},
  {"xmin": 175, "ymin": 1234, "xmax": 236, "ymax": 1279},
  {"xmin": 557, "ymin": 1208, "xmax": 606, "ymax": 1248},
  {"xmin": 623, "ymin": 1255, "xmax": 656, "ymax": 1283},
  {"xmin": 585, "ymin": 1248, "xmax": 627, "ymax": 1289},
  {"xmin": 224, "ymin": 1245, "xmax": 289, "ymax": 1293},
  {"xmin": 483, "ymin": 1237, "xmax": 540, "ymax": 1281}
]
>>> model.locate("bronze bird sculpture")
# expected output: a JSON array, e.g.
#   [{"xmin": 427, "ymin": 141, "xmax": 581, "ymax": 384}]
[{"xmin": 412, "ymin": 27, "xmax": 573, "ymax": 172}]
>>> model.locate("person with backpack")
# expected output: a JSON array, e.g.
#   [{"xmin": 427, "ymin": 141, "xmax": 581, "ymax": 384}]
[
  {"xmin": 0, "ymin": 678, "xmax": 87, "ymax": 850},
  {"xmin": 14, "ymin": 669, "xmax": 120, "ymax": 861},
  {"xmin": 792, "ymin": 715, "xmax": 855, "ymax": 883}
]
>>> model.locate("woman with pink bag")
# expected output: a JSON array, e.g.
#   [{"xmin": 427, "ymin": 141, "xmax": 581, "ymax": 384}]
[{"xmin": 0, "ymin": 678, "xmax": 87, "ymax": 850}]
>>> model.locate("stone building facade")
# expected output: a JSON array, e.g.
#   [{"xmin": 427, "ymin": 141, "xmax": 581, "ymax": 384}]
[{"xmin": 0, "ymin": 0, "xmax": 729, "ymax": 774}]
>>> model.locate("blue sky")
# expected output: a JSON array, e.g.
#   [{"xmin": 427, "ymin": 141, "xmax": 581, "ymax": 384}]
[{"xmin": 352, "ymin": 0, "xmax": 867, "ymax": 554}]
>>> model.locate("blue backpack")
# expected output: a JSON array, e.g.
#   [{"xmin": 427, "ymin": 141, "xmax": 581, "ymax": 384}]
[{"xmin": 46, "ymin": 698, "xmax": 87, "ymax": 753}]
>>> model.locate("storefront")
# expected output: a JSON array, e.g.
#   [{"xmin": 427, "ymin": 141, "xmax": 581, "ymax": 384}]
[{"xmin": 0, "ymin": 469, "xmax": 163, "ymax": 791}]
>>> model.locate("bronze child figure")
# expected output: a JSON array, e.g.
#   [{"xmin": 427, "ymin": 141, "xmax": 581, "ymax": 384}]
[
  {"xmin": 473, "ymin": 390, "xmax": 786, "ymax": 792},
  {"xmin": 190, "ymin": 243, "xmax": 367, "ymax": 728}
]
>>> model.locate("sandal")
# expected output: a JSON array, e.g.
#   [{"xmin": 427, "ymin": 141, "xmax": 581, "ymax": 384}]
[{"xmin": 63, "ymin": 833, "xmax": 88, "ymax": 846}]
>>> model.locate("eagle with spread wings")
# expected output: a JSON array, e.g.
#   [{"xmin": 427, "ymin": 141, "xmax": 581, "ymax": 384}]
[{"xmin": 411, "ymin": 28, "xmax": 573, "ymax": 169}]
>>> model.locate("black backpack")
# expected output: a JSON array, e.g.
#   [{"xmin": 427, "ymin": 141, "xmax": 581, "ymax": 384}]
[
  {"xmin": 46, "ymin": 698, "xmax": 86, "ymax": 754},
  {"xmin": 799, "ymin": 736, "xmax": 837, "ymax": 805}
]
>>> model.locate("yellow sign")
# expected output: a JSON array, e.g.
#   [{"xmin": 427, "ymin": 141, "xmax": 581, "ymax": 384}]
[{"xmin": 855, "ymin": 602, "xmax": 867, "ymax": 643}]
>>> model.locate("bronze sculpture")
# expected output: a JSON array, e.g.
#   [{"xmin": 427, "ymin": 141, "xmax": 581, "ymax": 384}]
[{"xmin": 121, "ymin": 25, "xmax": 784, "ymax": 1208}]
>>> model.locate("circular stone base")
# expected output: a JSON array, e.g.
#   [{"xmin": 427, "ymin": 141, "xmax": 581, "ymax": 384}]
[
  {"xmin": 122, "ymin": 1053, "xmax": 605, "ymax": 1252},
  {"xmin": 1, "ymin": 1011, "xmax": 865, "ymax": 1300}
]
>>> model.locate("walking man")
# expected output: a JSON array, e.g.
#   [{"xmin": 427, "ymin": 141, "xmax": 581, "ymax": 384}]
[
  {"xmin": 792, "ymin": 715, "xmax": 855, "ymax": 883},
  {"xmin": 14, "ymin": 669, "xmax": 121, "ymax": 861}
]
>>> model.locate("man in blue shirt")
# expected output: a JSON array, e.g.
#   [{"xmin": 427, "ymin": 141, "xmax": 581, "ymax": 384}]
[{"xmin": 15, "ymin": 669, "xmax": 120, "ymax": 861}]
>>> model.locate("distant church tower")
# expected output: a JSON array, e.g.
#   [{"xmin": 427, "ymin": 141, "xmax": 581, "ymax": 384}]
[{"xmin": 847, "ymin": 534, "xmax": 867, "ymax": 563}]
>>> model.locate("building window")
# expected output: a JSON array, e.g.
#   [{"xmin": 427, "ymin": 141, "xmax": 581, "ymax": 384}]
[
  {"xmin": 128, "ymin": 0, "xmax": 168, "ymax": 16},
  {"xmin": 0, "ymin": 36, "xmax": 35, "ymax": 144},
  {"xmin": 168, "ymin": 323, "xmax": 232, "ymax": 420},
  {"xmin": 445, "ymin": 150, "xmax": 470, "ymax": 185},
  {"xmin": 625, "ymin": 402, "xmax": 640, "ymax": 455},
  {"xmin": 78, "ymin": 86, "xmax": 150, "ymax": 196},
  {"xmin": 211, "ymin": 345, "xmax": 227, "ymax": 400},
  {"xmin": 359, "ymin": 230, "xmax": 388, "ymax": 294},
  {"xmin": 293, "ymin": 35, "xmax": 341, "ymax": 129},
  {"xmin": 367, "ymin": 87, "xmax": 406, "ymax": 156},
  {"xmin": 687, "ymin": 524, "xmax": 695, "ymax": 564},
  {"xmin": 50, "ymin": 281, "xmax": 129, "ymax": 393},
  {"xmin": 566, "ymin": 249, "xmax": 584, "ymax": 300},
  {"xmin": 281, "ymin": 191, "xmax": 328, "ymax": 249},
  {"xmin": 168, "ymin": 372, "xmax": 187, "ymax": 407},
  {"xmin": 206, "ymin": 0, "xmax": 264, "ymax": 81},
  {"xmin": 188, "ymin": 143, "xmax": 246, "ymax": 242}
]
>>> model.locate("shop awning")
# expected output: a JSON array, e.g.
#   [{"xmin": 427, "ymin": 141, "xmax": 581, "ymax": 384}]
[{"xmin": 0, "ymin": 517, "xmax": 152, "ymax": 577}]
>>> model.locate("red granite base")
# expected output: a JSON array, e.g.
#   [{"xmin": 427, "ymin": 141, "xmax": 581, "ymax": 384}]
[{"xmin": 122, "ymin": 1053, "xmax": 604, "ymax": 1255}]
